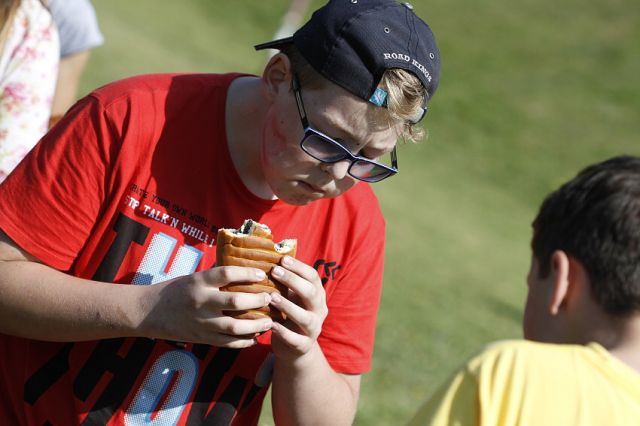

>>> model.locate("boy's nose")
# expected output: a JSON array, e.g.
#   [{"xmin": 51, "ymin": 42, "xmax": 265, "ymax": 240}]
[{"xmin": 321, "ymin": 160, "xmax": 351, "ymax": 180}]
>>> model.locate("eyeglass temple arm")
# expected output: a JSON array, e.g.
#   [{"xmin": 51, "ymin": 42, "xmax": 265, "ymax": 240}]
[
  {"xmin": 391, "ymin": 146, "xmax": 398, "ymax": 169},
  {"xmin": 291, "ymin": 75, "xmax": 310, "ymax": 129}
]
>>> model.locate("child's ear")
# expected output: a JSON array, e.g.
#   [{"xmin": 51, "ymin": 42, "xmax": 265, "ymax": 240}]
[
  {"xmin": 262, "ymin": 53, "xmax": 293, "ymax": 101},
  {"xmin": 548, "ymin": 250, "xmax": 570, "ymax": 315}
]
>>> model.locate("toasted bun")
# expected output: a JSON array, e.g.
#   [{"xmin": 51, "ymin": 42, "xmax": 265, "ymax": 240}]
[{"xmin": 217, "ymin": 219, "xmax": 297, "ymax": 322}]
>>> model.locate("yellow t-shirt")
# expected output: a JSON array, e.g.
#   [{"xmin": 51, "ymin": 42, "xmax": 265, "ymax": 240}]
[{"xmin": 408, "ymin": 340, "xmax": 640, "ymax": 426}]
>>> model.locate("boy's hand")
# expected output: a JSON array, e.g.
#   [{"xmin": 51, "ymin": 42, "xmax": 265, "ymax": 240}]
[
  {"xmin": 139, "ymin": 266, "xmax": 274, "ymax": 348},
  {"xmin": 268, "ymin": 256, "xmax": 328, "ymax": 362}
]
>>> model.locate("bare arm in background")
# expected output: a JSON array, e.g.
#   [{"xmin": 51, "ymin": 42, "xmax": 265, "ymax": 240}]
[{"xmin": 49, "ymin": 49, "xmax": 91, "ymax": 126}]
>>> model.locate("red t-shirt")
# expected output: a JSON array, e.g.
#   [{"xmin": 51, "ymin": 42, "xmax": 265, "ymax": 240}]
[{"xmin": 0, "ymin": 73, "xmax": 386, "ymax": 425}]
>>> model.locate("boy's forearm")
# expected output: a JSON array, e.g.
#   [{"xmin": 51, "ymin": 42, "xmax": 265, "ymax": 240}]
[
  {"xmin": 271, "ymin": 342, "xmax": 360, "ymax": 426},
  {"xmin": 0, "ymin": 259, "xmax": 144, "ymax": 341}
]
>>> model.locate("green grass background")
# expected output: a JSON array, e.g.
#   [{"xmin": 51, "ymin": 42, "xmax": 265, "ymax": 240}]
[{"xmin": 85, "ymin": 1, "xmax": 640, "ymax": 424}]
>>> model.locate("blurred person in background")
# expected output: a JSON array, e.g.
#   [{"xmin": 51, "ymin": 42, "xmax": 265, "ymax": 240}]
[
  {"xmin": 48, "ymin": 0, "xmax": 103, "ymax": 127},
  {"xmin": 409, "ymin": 155, "xmax": 640, "ymax": 425},
  {"xmin": 0, "ymin": 0, "xmax": 58, "ymax": 183},
  {"xmin": 0, "ymin": 0, "xmax": 440, "ymax": 424},
  {"xmin": 264, "ymin": 0, "xmax": 311, "ymax": 62}
]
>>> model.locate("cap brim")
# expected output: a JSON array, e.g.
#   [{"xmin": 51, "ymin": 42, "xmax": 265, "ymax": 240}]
[{"xmin": 254, "ymin": 36, "xmax": 294, "ymax": 51}]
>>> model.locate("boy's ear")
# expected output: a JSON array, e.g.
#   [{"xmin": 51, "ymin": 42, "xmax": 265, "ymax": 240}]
[
  {"xmin": 262, "ymin": 53, "xmax": 293, "ymax": 101},
  {"xmin": 549, "ymin": 250, "xmax": 588, "ymax": 315},
  {"xmin": 548, "ymin": 250, "xmax": 570, "ymax": 315}
]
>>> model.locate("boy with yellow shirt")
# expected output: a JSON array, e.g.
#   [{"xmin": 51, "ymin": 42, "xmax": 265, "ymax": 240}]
[{"xmin": 410, "ymin": 155, "xmax": 640, "ymax": 425}]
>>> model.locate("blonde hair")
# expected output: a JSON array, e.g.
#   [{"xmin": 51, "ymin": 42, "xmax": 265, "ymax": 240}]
[
  {"xmin": 0, "ymin": 0, "xmax": 20, "ymax": 50},
  {"xmin": 281, "ymin": 44, "xmax": 428, "ymax": 143},
  {"xmin": 379, "ymin": 69, "xmax": 427, "ymax": 142}
]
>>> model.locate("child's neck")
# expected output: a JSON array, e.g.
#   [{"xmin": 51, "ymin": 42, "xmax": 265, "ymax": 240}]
[{"xmin": 605, "ymin": 313, "xmax": 640, "ymax": 373}]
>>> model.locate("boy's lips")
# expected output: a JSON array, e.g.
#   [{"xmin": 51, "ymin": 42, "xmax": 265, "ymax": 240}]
[{"xmin": 298, "ymin": 180, "xmax": 325, "ymax": 194}]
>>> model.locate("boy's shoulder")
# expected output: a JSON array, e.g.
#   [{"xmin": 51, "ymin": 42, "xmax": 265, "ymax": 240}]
[
  {"xmin": 88, "ymin": 73, "xmax": 248, "ymax": 106},
  {"xmin": 466, "ymin": 339, "xmax": 599, "ymax": 374}
]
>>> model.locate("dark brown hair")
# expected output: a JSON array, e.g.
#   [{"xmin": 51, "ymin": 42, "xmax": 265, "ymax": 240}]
[{"xmin": 532, "ymin": 155, "xmax": 640, "ymax": 316}]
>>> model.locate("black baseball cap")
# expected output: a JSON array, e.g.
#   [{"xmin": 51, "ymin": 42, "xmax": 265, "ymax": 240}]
[{"xmin": 255, "ymin": 0, "xmax": 440, "ymax": 122}]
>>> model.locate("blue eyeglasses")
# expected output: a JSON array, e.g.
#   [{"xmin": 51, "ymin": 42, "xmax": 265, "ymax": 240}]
[{"xmin": 292, "ymin": 76, "xmax": 398, "ymax": 183}]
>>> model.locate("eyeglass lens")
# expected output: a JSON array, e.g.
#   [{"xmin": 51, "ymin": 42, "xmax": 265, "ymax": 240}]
[{"xmin": 302, "ymin": 133, "xmax": 394, "ymax": 182}]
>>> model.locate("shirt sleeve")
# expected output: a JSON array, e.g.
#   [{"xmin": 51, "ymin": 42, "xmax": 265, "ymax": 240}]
[
  {"xmin": 407, "ymin": 366, "xmax": 480, "ymax": 426},
  {"xmin": 407, "ymin": 341, "xmax": 541, "ymax": 426},
  {"xmin": 0, "ymin": 94, "xmax": 116, "ymax": 270},
  {"xmin": 318, "ymin": 187, "xmax": 386, "ymax": 373},
  {"xmin": 49, "ymin": 0, "xmax": 104, "ymax": 57}
]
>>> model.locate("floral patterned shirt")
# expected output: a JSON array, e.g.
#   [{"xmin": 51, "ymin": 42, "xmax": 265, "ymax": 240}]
[{"xmin": 0, "ymin": 0, "xmax": 59, "ymax": 182}]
